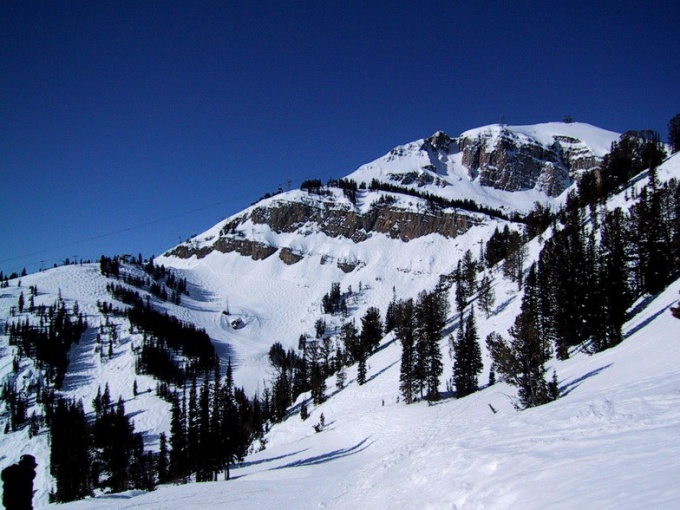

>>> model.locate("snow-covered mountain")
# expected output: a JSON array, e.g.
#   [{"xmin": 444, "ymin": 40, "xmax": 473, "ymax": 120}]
[
  {"xmin": 348, "ymin": 121, "xmax": 619, "ymax": 201},
  {"xmin": 155, "ymin": 122, "xmax": 618, "ymax": 389},
  {"xmin": 1, "ymin": 123, "xmax": 678, "ymax": 509}
]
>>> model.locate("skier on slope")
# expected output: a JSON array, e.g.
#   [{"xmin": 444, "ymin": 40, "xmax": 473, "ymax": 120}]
[{"xmin": 2, "ymin": 454, "xmax": 37, "ymax": 510}]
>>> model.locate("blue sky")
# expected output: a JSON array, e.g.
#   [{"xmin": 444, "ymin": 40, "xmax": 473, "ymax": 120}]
[{"xmin": 1, "ymin": 1, "xmax": 678, "ymax": 275}]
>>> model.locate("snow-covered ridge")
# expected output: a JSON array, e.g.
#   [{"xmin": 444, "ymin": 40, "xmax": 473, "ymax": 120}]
[
  {"xmin": 459, "ymin": 121, "xmax": 620, "ymax": 157},
  {"xmin": 348, "ymin": 121, "xmax": 620, "ymax": 204}
]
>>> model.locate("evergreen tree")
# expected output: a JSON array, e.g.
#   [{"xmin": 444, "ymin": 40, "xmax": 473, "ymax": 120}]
[
  {"xmin": 91, "ymin": 397, "xmax": 138, "ymax": 493},
  {"xmin": 541, "ymin": 209, "xmax": 589, "ymax": 359},
  {"xmin": 208, "ymin": 364, "xmax": 223, "ymax": 481},
  {"xmin": 415, "ymin": 290, "xmax": 446, "ymax": 402},
  {"xmin": 486, "ymin": 265, "xmax": 555, "ymax": 409},
  {"xmin": 453, "ymin": 308, "xmax": 484, "ymax": 398},
  {"xmin": 503, "ymin": 237, "xmax": 527, "ymax": 288},
  {"xmin": 336, "ymin": 366, "xmax": 347, "ymax": 390},
  {"xmin": 477, "ymin": 272, "xmax": 495, "ymax": 318},
  {"xmin": 396, "ymin": 299, "xmax": 417, "ymax": 404},
  {"xmin": 454, "ymin": 261, "xmax": 467, "ymax": 313},
  {"xmin": 669, "ymin": 113, "xmax": 680, "ymax": 154},
  {"xmin": 583, "ymin": 222, "xmax": 607, "ymax": 349},
  {"xmin": 339, "ymin": 321, "xmax": 360, "ymax": 363},
  {"xmin": 360, "ymin": 307, "xmax": 383, "ymax": 354},
  {"xmin": 157, "ymin": 432, "xmax": 170, "ymax": 484},
  {"xmin": 169, "ymin": 394, "xmax": 188, "ymax": 482},
  {"xmin": 596, "ymin": 208, "xmax": 631, "ymax": 350},
  {"xmin": 640, "ymin": 181, "xmax": 672, "ymax": 294},
  {"xmin": 220, "ymin": 358, "xmax": 240, "ymax": 480},
  {"xmin": 196, "ymin": 377, "xmax": 212, "ymax": 481},
  {"xmin": 49, "ymin": 398, "xmax": 92, "ymax": 502},
  {"xmin": 304, "ymin": 341, "xmax": 325, "ymax": 406},
  {"xmin": 357, "ymin": 350, "xmax": 367, "ymax": 385},
  {"xmin": 272, "ymin": 367, "xmax": 291, "ymax": 420},
  {"xmin": 186, "ymin": 377, "xmax": 199, "ymax": 473},
  {"xmin": 384, "ymin": 289, "xmax": 399, "ymax": 333}
]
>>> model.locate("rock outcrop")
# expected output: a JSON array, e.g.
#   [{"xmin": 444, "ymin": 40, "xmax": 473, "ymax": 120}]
[
  {"xmin": 167, "ymin": 199, "xmax": 476, "ymax": 262},
  {"xmin": 458, "ymin": 126, "xmax": 606, "ymax": 196},
  {"xmin": 249, "ymin": 201, "xmax": 474, "ymax": 242}
]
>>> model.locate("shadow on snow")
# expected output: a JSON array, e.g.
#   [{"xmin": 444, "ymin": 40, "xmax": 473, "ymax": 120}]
[
  {"xmin": 559, "ymin": 364, "xmax": 612, "ymax": 397},
  {"xmin": 273, "ymin": 437, "xmax": 373, "ymax": 470}
]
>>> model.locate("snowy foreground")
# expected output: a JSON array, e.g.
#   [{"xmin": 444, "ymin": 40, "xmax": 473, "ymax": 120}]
[{"xmin": 40, "ymin": 277, "xmax": 680, "ymax": 509}]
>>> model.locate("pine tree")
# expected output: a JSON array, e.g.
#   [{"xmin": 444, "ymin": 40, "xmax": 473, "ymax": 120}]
[
  {"xmin": 477, "ymin": 272, "xmax": 495, "ymax": 318},
  {"xmin": 669, "ymin": 113, "xmax": 680, "ymax": 154},
  {"xmin": 49, "ymin": 398, "xmax": 92, "ymax": 502},
  {"xmin": 336, "ymin": 366, "xmax": 347, "ymax": 390},
  {"xmin": 596, "ymin": 208, "xmax": 630, "ymax": 350},
  {"xmin": 415, "ymin": 290, "xmax": 446, "ymax": 402},
  {"xmin": 360, "ymin": 307, "xmax": 383, "ymax": 354},
  {"xmin": 220, "ymin": 358, "xmax": 239, "ymax": 480},
  {"xmin": 169, "ymin": 394, "xmax": 188, "ymax": 483},
  {"xmin": 453, "ymin": 308, "xmax": 483, "ymax": 398},
  {"xmin": 186, "ymin": 377, "xmax": 199, "ymax": 473},
  {"xmin": 196, "ymin": 377, "xmax": 212, "ymax": 481},
  {"xmin": 158, "ymin": 432, "xmax": 169, "ymax": 484},
  {"xmin": 272, "ymin": 367, "xmax": 291, "ymax": 420},
  {"xmin": 454, "ymin": 261, "xmax": 467, "ymax": 313},
  {"xmin": 583, "ymin": 222, "xmax": 607, "ymax": 349},
  {"xmin": 357, "ymin": 351, "xmax": 367, "ymax": 385},
  {"xmin": 397, "ymin": 299, "xmax": 417, "ymax": 404},
  {"xmin": 486, "ymin": 265, "xmax": 555, "ymax": 409},
  {"xmin": 340, "ymin": 321, "xmax": 360, "ymax": 363}
]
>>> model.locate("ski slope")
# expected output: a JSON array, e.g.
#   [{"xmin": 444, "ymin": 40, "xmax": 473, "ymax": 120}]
[
  {"xmin": 29, "ymin": 268, "xmax": 680, "ymax": 510},
  {"xmin": 0, "ymin": 137, "xmax": 678, "ymax": 509}
]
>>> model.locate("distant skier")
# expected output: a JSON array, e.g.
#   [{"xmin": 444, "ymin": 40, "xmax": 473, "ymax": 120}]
[{"xmin": 2, "ymin": 454, "xmax": 37, "ymax": 510}]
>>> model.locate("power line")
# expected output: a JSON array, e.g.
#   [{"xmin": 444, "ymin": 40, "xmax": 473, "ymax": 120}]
[{"xmin": 0, "ymin": 165, "xmax": 351, "ymax": 274}]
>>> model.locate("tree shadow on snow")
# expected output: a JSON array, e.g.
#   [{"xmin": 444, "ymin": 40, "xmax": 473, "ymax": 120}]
[
  {"xmin": 624, "ymin": 304, "xmax": 672, "ymax": 340},
  {"xmin": 236, "ymin": 448, "xmax": 309, "ymax": 469},
  {"xmin": 559, "ymin": 364, "xmax": 612, "ymax": 397},
  {"xmin": 493, "ymin": 295, "xmax": 517, "ymax": 317},
  {"xmin": 274, "ymin": 437, "xmax": 373, "ymax": 470},
  {"xmin": 365, "ymin": 360, "xmax": 398, "ymax": 384}
]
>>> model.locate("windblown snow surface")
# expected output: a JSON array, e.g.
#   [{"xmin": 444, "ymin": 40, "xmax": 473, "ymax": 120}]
[{"xmin": 0, "ymin": 152, "xmax": 678, "ymax": 509}]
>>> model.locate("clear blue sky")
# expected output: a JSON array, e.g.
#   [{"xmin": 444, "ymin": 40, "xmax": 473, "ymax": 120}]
[{"xmin": 1, "ymin": 1, "xmax": 678, "ymax": 275}]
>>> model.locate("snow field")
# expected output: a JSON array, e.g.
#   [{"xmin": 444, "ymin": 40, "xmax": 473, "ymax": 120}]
[
  {"xmin": 35, "ymin": 275, "xmax": 680, "ymax": 509},
  {"xmin": 0, "ymin": 143, "xmax": 678, "ymax": 509}
]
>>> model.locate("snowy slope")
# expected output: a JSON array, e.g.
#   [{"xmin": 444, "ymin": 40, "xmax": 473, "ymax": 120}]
[
  {"xmin": 31, "ymin": 153, "xmax": 680, "ymax": 509},
  {"xmin": 158, "ymin": 214, "xmax": 508, "ymax": 393},
  {"xmin": 0, "ymin": 264, "xmax": 177, "ymax": 507},
  {"xmin": 1, "ymin": 131, "xmax": 677, "ymax": 510},
  {"xmin": 34, "ymin": 250, "xmax": 680, "ymax": 510}
]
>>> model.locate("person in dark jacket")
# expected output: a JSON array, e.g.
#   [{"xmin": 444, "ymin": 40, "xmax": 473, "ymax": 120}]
[{"xmin": 2, "ymin": 454, "xmax": 37, "ymax": 510}]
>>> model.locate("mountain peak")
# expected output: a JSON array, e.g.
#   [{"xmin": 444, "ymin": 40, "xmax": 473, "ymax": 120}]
[{"xmin": 423, "ymin": 130, "xmax": 456, "ymax": 153}]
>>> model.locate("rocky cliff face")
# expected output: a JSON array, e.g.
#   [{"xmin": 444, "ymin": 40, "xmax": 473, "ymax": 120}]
[
  {"xmin": 458, "ymin": 126, "xmax": 608, "ymax": 197},
  {"xmin": 167, "ymin": 196, "xmax": 477, "ymax": 269},
  {"xmin": 165, "ymin": 122, "xmax": 617, "ymax": 268},
  {"xmin": 247, "ymin": 201, "xmax": 473, "ymax": 242}
]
